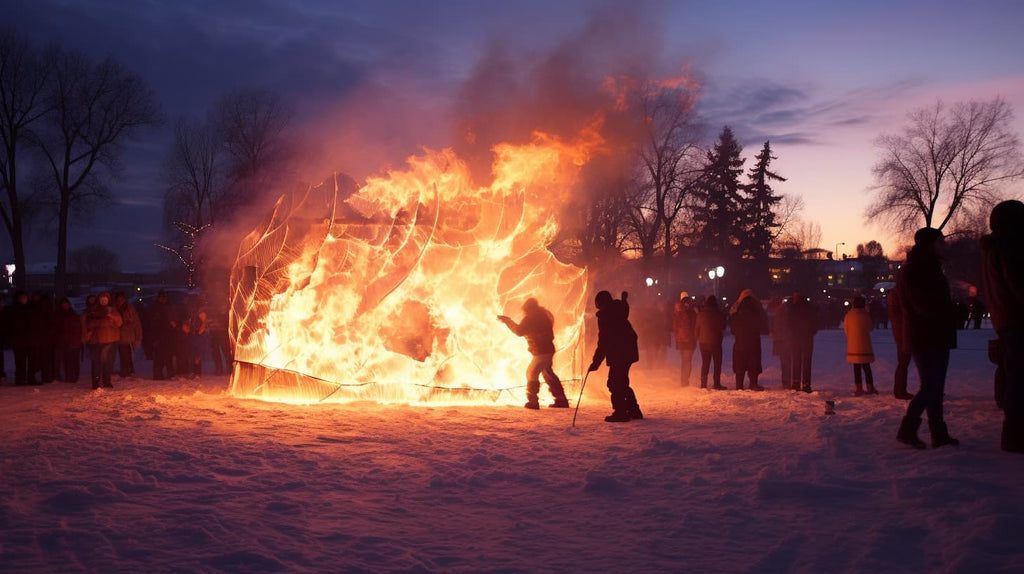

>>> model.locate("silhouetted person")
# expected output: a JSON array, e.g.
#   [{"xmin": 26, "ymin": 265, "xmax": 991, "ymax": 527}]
[
  {"xmin": 671, "ymin": 292, "xmax": 697, "ymax": 386},
  {"xmin": 981, "ymin": 200, "xmax": 1024, "ymax": 453},
  {"xmin": 115, "ymin": 292, "xmax": 143, "ymax": 378},
  {"xmin": 207, "ymin": 301, "xmax": 232, "ymax": 376},
  {"xmin": 729, "ymin": 289, "xmax": 768, "ymax": 391},
  {"xmin": 8, "ymin": 292, "xmax": 34, "ymax": 385},
  {"xmin": 844, "ymin": 296, "xmax": 877, "ymax": 396},
  {"xmin": 85, "ymin": 291, "xmax": 122, "ymax": 390},
  {"xmin": 694, "ymin": 295, "xmax": 726, "ymax": 390},
  {"xmin": 768, "ymin": 296, "xmax": 791, "ymax": 390},
  {"xmin": 887, "ymin": 286, "xmax": 914, "ymax": 400},
  {"xmin": 785, "ymin": 293, "xmax": 818, "ymax": 393},
  {"xmin": 896, "ymin": 227, "xmax": 959, "ymax": 449},
  {"xmin": 28, "ymin": 292, "xmax": 55, "ymax": 383},
  {"xmin": 498, "ymin": 297, "xmax": 570, "ymax": 409},
  {"xmin": 0, "ymin": 295, "xmax": 8, "ymax": 383},
  {"xmin": 55, "ymin": 298, "xmax": 83, "ymax": 383},
  {"xmin": 588, "ymin": 290, "xmax": 641, "ymax": 422},
  {"xmin": 149, "ymin": 291, "xmax": 178, "ymax": 380}
]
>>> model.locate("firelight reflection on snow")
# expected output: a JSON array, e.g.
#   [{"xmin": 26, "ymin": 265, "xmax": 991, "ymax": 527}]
[{"xmin": 227, "ymin": 129, "xmax": 604, "ymax": 405}]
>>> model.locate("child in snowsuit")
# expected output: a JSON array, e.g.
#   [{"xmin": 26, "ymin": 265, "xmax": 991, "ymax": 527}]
[{"xmin": 844, "ymin": 296, "xmax": 877, "ymax": 396}]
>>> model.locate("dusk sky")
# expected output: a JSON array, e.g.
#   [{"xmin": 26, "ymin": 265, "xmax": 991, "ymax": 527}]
[{"xmin": 4, "ymin": 0, "xmax": 1024, "ymax": 272}]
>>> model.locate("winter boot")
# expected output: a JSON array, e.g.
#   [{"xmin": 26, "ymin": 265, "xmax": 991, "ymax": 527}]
[
  {"xmin": 735, "ymin": 376, "xmax": 744, "ymax": 391},
  {"xmin": 549, "ymin": 398, "xmax": 570, "ymax": 408},
  {"xmin": 525, "ymin": 380, "xmax": 541, "ymax": 409},
  {"xmin": 624, "ymin": 388, "xmax": 642, "ymax": 419},
  {"xmin": 894, "ymin": 390, "xmax": 915, "ymax": 400},
  {"xmin": 700, "ymin": 379, "xmax": 708, "ymax": 389},
  {"xmin": 897, "ymin": 415, "xmax": 927, "ymax": 449},
  {"xmin": 929, "ymin": 419, "xmax": 960, "ymax": 448},
  {"xmin": 801, "ymin": 384, "xmax": 812, "ymax": 393},
  {"xmin": 749, "ymin": 376, "xmax": 765, "ymax": 391},
  {"xmin": 604, "ymin": 411, "xmax": 632, "ymax": 422},
  {"xmin": 865, "ymin": 383, "xmax": 879, "ymax": 395},
  {"xmin": 854, "ymin": 382, "xmax": 865, "ymax": 396}
]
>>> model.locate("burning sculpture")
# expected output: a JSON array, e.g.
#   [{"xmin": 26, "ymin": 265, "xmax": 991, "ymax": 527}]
[{"xmin": 227, "ymin": 130, "xmax": 600, "ymax": 404}]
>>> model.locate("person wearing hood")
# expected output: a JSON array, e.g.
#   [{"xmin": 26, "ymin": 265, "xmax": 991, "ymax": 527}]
[
  {"xmin": 729, "ymin": 289, "xmax": 769, "ymax": 391},
  {"xmin": 980, "ymin": 200, "xmax": 1024, "ymax": 453},
  {"xmin": 588, "ymin": 290, "xmax": 642, "ymax": 422},
  {"xmin": 694, "ymin": 295, "xmax": 727, "ymax": 390},
  {"xmin": 844, "ymin": 295, "xmax": 878, "ymax": 396},
  {"xmin": 895, "ymin": 227, "xmax": 959, "ymax": 449},
  {"xmin": 498, "ymin": 297, "xmax": 570, "ymax": 409},
  {"xmin": 671, "ymin": 292, "xmax": 697, "ymax": 386},
  {"xmin": 84, "ymin": 291, "xmax": 123, "ymax": 389}
]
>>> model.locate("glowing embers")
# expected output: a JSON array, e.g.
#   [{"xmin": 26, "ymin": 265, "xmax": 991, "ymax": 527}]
[{"xmin": 227, "ymin": 137, "xmax": 594, "ymax": 405}]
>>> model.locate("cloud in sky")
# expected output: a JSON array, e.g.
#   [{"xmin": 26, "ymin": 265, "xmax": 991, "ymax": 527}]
[{"xmin": 4, "ymin": 0, "xmax": 1024, "ymax": 270}]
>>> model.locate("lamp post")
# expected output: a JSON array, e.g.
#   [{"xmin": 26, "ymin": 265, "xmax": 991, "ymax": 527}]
[
  {"xmin": 707, "ymin": 265, "xmax": 725, "ymax": 300},
  {"xmin": 835, "ymin": 242, "xmax": 845, "ymax": 260}
]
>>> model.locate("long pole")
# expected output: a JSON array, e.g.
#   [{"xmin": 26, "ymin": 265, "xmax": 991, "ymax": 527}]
[{"xmin": 571, "ymin": 370, "xmax": 592, "ymax": 427}]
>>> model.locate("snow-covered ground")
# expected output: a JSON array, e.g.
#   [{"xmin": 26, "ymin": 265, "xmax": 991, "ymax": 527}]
[{"xmin": 2, "ymin": 327, "xmax": 1022, "ymax": 573}]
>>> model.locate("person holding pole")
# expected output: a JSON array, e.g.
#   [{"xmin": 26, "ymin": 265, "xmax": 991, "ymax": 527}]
[{"xmin": 588, "ymin": 290, "xmax": 642, "ymax": 422}]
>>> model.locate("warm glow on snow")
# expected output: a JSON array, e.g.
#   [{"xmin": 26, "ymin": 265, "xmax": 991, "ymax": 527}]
[{"xmin": 227, "ymin": 128, "xmax": 603, "ymax": 404}]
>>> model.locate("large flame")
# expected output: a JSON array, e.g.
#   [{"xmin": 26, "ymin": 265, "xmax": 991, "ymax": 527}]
[{"xmin": 227, "ymin": 127, "xmax": 602, "ymax": 405}]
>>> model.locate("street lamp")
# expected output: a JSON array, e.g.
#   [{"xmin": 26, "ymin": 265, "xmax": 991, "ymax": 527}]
[
  {"xmin": 707, "ymin": 265, "xmax": 725, "ymax": 299},
  {"xmin": 835, "ymin": 242, "xmax": 845, "ymax": 260}
]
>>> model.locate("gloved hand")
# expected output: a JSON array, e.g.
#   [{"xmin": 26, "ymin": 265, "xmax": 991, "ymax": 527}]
[{"xmin": 588, "ymin": 361, "xmax": 600, "ymax": 372}]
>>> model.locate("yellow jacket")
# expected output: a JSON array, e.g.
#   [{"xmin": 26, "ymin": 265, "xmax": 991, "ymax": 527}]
[{"xmin": 843, "ymin": 307, "xmax": 874, "ymax": 364}]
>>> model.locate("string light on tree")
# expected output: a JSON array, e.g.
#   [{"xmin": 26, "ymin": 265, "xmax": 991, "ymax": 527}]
[{"xmin": 155, "ymin": 221, "xmax": 210, "ymax": 288}]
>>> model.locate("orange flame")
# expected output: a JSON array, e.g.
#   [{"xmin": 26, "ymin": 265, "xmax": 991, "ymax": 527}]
[{"xmin": 228, "ymin": 128, "xmax": 602, "ymax": 405}]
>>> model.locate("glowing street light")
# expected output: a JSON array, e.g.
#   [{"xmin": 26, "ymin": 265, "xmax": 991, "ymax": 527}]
[{"xmin": 707, "ymin": 265, "xmax": 725, "ymax": 299}]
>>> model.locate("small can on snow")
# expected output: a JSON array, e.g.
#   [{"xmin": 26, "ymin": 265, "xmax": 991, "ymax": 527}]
[{"xmin": 824, "ymin": 400, "xmax": 836, "ymax": 415}]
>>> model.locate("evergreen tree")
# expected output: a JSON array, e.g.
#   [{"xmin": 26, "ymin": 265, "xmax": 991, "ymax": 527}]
[
  {"xmin": 743, "ymin": 141, "xmax": 786, "ymax": 257},
  {"xmin": 695, "ymin": 126, "xmax": 746, "ymax": 258}
]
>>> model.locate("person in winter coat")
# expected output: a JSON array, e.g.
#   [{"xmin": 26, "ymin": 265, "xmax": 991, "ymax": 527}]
[
  {"xmin": 785, "ymin": 293, "xmax": 818, "ymax": 393},
  {"xmin": 729, "ymin": 290, "xmax": 769, "ymax": 391},
  {"xmin": 28, "ymin": 292, "xmax": 56, "ymax": 383},
  {"xmin": 694, "ymin": 295, "xmax": 726, "ymax": 390},
  {"xmin": 887, "ymin": 286, "xmax": 914, "ymax": 400},
  {"xmin": 84, "ymin": 291, "xmax": 123, "ymax": 389},
  {"xmin": 55, "ymin": 298, "xmax": 83, "ymax": 383},
  {"xmin": 980, "ymin": 200, "xmax": 1024, "ymax": 453},
  {"xmin": 115, "ymin": 292, "xmax": 143, "ymax": 379},
  {"xmin": 671, "ymin": 292, "xmax": 697, "ymax": 387},
  {"xmin": 7, "ymin": 292, "xmax": 35, "ymax": 385},
  {"xmin": 768, "ymin": 297, "xmax": 791, "ymax": 390},
  {"xmin": 844, "ymin": 296, "xmax": 877, "ymax": 396},
  {"xmin": 183, "ymin": 308, "xmax": 209, "ymax": 378},
  {"xmin": 498, "ymin": 297, "xmax": 570, "ymax": 409},
  {"xmin": 588, "ymin": 290, "xmax": 642, "ymax": 422},
  {"xmin": 0, "ymin": 295, "xmax": 8, "ymax": 383},
  {"xmin": 149, "ymin": 291, "xmax": 179, "ymax": 380},
  {"xmin": 895, "ymin": 227, "xmax": 960, "ymax": 449}
]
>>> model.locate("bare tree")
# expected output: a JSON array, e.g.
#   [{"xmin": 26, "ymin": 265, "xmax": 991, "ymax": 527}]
[
  {"xmin": 855, "ymin": 240, "xmax": 885, "ymax": 258},
  {"xmin": 212, "ymin": 88, "xmax": 292, "ymax": 219},
  {"xmin": 69, "ymin": 243, "xmax": 120, "ymax": 274},
  {"xmin": 609, "ymin": 76, "xmax": 703, "ymax": 276},
  {"xmin": 775, "ymin": 219, "xmax": 821, "ymax": 256},
  {"xmin": 866, "ymin": 97, "xmax": 1024, "ymax": 235},
  {"xmin": 33, "ymin": 50, "xmax": 161, "ymax": 297},
  {"xmin": 164, "ymin": 117, "xmax": 220, "ymax": 228},
  {"xmin": 0, "ymin": 30, "xmax": 52, "ymax": 289}
]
